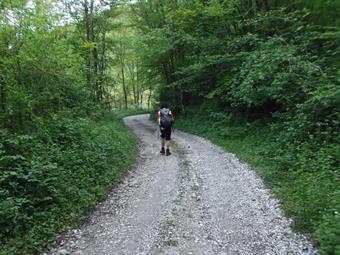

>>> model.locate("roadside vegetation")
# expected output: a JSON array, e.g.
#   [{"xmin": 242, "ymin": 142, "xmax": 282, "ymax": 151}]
[
  {"xmin": 0, "ymin": 0, "xmax": 338, "ymax": 254},
  {"xmin": 132, "ymin": 1, "xmax": 339, "ymax": 254},
  {"xmin": 0, "ymin": 1, "xmax": 144, "ymax": 254},
  {"xmin": 175, "ymin": 106, "xmax": 339, "ymax": 255},
  {"xmin": 0, "ymin": 112, "xmax": 136, "ymax": 255}
]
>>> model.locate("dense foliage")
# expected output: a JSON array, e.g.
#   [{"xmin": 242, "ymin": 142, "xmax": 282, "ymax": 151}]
[
  {"xmin": 0, "ymin": 0, "xmax": 339, "ymax": 254},
  {"xmin": 0, "ymin": 113, "xmax": 136, "ymax": 254},
  {"xmin": 131, "ymin": 0, "xmax": 339, "ymax": 254},
  {"xmin": 175, "ymin": 106, "xmax": 339, "ymax": 255},
  {"xmin": 0, "ymin": 1, "xmax": 138, "ymax": 254}
]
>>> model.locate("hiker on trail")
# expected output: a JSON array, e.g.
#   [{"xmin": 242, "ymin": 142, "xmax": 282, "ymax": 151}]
[{"xmin": 157, "ymin": 103, "xmax": 174, "ymax": 156}]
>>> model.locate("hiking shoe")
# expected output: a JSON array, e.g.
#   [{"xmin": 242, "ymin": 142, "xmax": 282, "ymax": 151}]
[
  {"xmin": 160, "ymin": 148, "xmax": 165, "ymax": 155},
  {"xmin": 166, "ymin": 149, "xmax": 171, "ymax": 156}
]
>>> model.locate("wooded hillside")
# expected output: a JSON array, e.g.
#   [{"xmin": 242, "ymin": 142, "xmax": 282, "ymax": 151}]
[{"xmin": 0, "ymin": 1, "xmax": 339, "ymax": 254}]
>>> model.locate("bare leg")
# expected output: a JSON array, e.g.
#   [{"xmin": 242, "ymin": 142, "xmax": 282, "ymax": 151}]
[
  {"xmin": 165, "ymin": 140, "xmax": 170, "ymax": 150},
  {"xmin": 165, "ymin": 140, "xmax": 171, "ymax": 156}
]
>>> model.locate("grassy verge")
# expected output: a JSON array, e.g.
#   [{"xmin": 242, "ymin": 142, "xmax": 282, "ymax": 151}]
[
  {"xmin": 0, "ymin": 111, "xmax": 138, "ymax": 255},
  {"xmin": 175, "ymin": 113, "xmax": 339, "ymax": 255}
]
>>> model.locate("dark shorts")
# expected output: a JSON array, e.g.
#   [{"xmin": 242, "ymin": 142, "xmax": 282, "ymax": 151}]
[{"xmin": 160, "ymin": 126, "xmax": 171, "ymax": 141}]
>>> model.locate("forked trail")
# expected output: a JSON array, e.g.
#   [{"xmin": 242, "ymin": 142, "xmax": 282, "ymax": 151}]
[{"xmin": 48, "ymin": 114, "xmax": 315, "ymax": 255}]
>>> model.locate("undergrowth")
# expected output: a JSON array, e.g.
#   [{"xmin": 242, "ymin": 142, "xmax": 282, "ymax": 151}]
[
  {"xmin": 175, "ymin": 107, "xmax": 339, "ymax": 255},
  {"xmin": 0, "ymin": 111, "xmax": 137, "ymax": 255}
]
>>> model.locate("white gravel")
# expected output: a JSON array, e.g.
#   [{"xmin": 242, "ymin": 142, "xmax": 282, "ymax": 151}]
[{"xmin": 46, "ymin": 114, "xmax": 317, "ymax": 255}]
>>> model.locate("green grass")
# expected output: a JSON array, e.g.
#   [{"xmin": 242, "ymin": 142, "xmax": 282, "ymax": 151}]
[
  {"xmin": 0, "ymin": 111, "xmax": 137, "ymax": 255},
  {"xmin": 175, "ymin": 114, "xmax": 339, "ymax": 255}
]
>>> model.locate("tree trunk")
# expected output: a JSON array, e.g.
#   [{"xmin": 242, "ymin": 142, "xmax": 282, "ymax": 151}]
[
  {"xmin": 141, "ymin": 91, "xmax": 143, "ymax": 106},
  {"xmin": 121, "ymin": 67, "xmax": 127, "ymax": 109},
  {"xmin": 147, "ymin": 85, "xmax": 152, "ymax": 108},
  {"xmin": 84, "ymin": 0, "xmax": 96, "ymax": 102},
  {"xmin": 0, "ymin": 78, "xmax": 5, "ymax": 114},
  {"xmin": 252, "ymin": 0, "xmax": 257, "ymax": 15},
  {"xmin": 135, "ymin": 63, "xmax": 139, "ymax": 106},
  {"xmin": 120, "ymin": 53, "xmax": 128, "ymax": 109},
  {"xmin": 169, "ymin": 52, "xmax": 184, "ymax": 113},
  {"xmin": 262, "ymin": 0, "xmax": 269, "ymax": 12},
  {"xmin": 162, "ymin": 63, "xmax": 171, "ymax": 84},
  {"xmin": 127, "ymin": 63, "xmax": 137, "ymax": 105},
  {"xmin": 97, "ymin": 31, "xmax": 107, "ymax": 102}
]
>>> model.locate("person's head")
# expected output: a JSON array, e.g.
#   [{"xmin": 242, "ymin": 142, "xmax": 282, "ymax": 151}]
[{"xmin": 160, "ymin": 102, "xmax": 169, "ymax": 109}]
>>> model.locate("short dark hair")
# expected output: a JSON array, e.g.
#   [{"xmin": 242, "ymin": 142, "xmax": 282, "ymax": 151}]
[{"xmin": 160, "ymin": 102, "xmax": 169, "ymax": 109}]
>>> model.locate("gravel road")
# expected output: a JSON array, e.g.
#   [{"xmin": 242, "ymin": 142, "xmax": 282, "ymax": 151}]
[{"xmin": 47, "ymin": 114, "xmax": 316, "ymax": 255}]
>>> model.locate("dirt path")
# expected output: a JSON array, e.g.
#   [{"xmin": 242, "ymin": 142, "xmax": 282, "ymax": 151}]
[{"xmin": 47, "ymin": 114, "xmax": 315, "ymax": 255}]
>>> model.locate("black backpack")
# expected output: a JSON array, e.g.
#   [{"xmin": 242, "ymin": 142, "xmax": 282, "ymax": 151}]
[{"xmin": 160, "ymin": 108, "xmax": 172, "ymax": 128}]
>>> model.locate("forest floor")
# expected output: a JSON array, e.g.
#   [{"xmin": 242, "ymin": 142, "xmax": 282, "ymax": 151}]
[{"xmin": 46, "ymin": 114, "xmax": 317, "ymax": 255}]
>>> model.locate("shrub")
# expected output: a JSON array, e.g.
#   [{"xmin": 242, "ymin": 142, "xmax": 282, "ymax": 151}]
[{"xmin": 0, "ymin": 112, "xmax": 136, "ymax": 254}]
